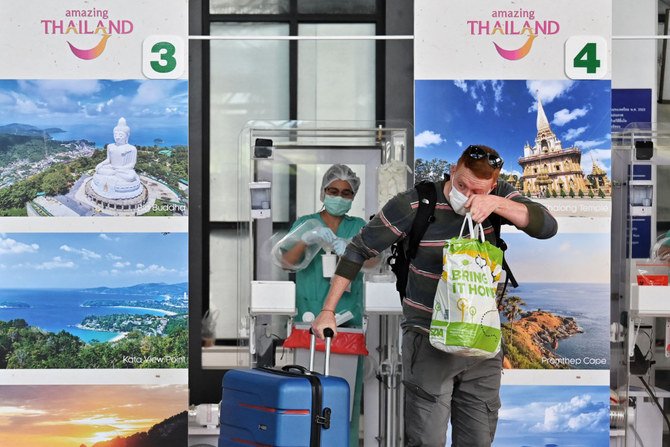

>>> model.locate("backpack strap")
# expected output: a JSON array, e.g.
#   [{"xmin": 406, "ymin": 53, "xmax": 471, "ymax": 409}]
[
  {"xmin": 389, "ymin": 181, "xmax": 437, "ymax": 299},
  {"xmin": 406, "ymin": 180, "xmax": 437, "ymax": 260}
]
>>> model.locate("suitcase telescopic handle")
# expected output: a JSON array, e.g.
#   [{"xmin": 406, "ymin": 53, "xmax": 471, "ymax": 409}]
[{"xmin": 309, "ymin": 327, "xmax": 335, "ymax": 376}]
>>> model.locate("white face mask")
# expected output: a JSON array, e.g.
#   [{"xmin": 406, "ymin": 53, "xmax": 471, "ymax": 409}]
[{"xmin": 448, "ymin": 182, "xmax": 468, "ymax": 215}]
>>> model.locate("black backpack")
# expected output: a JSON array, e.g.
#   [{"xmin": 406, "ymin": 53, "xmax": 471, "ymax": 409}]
[{"xmin": 387, "ymin": 179, "xmax": 517, "ymax": 302}]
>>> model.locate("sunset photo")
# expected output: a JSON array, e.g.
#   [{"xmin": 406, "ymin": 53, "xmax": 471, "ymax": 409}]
[{"xmin": 0, "ymin": 384, "xmax": 187, "ymax": 447}]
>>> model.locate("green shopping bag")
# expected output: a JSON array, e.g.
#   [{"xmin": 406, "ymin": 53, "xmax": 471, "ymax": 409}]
[{"xmin": 429, "ymin": 213, "xmax": 504, "ymax": 357}]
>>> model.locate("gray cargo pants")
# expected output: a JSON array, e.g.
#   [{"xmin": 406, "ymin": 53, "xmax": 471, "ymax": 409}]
[{"xmin": 402, "ymin": 330, "xmax": 502, "ymax": 447}]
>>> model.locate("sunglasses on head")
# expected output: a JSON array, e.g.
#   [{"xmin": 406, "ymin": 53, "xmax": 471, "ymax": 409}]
[{"xmin": 465, "ymin": 145, "xmax": 504, "ymax": 168}]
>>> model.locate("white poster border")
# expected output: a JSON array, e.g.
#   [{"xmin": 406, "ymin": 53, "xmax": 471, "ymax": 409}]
[
  {"xmin": 0, "ymin": 216, "xmax": 188, "ymax": 232},
  {"xmin": 0, "ymin": 368, "xmax": 188, "ymax": 385}
]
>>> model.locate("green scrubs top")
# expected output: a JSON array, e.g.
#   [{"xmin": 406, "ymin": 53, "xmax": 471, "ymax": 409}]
[{"xmin": 290, "ymin": 212, "xmax": 366, "ymax": 327}]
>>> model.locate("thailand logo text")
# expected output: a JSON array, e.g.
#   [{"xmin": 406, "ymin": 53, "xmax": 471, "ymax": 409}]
[
  {"xmin": 41, "ymin": 8, "xmax": 134, "ymax": 60},
  {"xmin": 466, "ymin": 9, "xmax": 559, "ymax": 61}
]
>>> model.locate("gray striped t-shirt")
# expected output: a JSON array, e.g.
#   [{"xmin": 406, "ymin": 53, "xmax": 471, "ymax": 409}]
[{"xmin": 335, "ymin": 179, "xmax": 558, "ymax": 333}]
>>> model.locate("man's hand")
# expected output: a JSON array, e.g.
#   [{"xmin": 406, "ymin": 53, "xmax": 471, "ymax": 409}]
[
  {"xmin": 465, "ymin": 194, "xmax": 500, "ymax": 223},
  {"xmin": 311, "ymin": 310, "xmax": 337, "ymax": 339}
]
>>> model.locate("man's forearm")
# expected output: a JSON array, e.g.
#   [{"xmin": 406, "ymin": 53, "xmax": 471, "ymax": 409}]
[
  {"xmin": 492, "ymin": 196, "xmax": 529, "ymax": 228},
  {"xmin": 321, "ymin": 274, "xmax": 352, "ymax": 311}
]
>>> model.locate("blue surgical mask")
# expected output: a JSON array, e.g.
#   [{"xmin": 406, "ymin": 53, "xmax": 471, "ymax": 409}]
[{"xmin": 323, "ymin": 195, "xmax": 352, "ymax": 216}]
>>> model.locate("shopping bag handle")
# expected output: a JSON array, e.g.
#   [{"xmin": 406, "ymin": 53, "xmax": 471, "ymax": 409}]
[{"xmin": 458, "ymin": 213, "xmax": 485, "ymax": 242}]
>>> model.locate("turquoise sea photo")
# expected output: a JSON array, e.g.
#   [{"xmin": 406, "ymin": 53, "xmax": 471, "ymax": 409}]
[
  {"xmin": 0, "ymin": 232, "xmax": 188, "ymax": 368},
  {"xmin": 499, "ymin": 232, "xmax": 610, "ymax": 369},
  {"xmin": 500, "ymin": 282, "xmax": 610, "ymax": 369}
]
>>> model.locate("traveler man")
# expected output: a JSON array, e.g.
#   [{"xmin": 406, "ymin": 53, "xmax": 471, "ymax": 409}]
[{"xmin": 311, "ymin": 145, "xmax": 558, "ymax": 446}]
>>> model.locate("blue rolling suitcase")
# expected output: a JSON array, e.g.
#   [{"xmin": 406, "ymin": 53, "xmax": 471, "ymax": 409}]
[{"xmin": 219, "ymin": 328, "xmax": 350, "ymax": 447}]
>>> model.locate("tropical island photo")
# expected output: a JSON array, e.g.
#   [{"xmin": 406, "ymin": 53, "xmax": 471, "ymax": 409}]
[
  {"xmin": 0, "ymin": 79, "xmax": 188, "ymax": 217},
  {"xmin": 0, "ymin": 232, "xmax": 188, "ymax": 368}
]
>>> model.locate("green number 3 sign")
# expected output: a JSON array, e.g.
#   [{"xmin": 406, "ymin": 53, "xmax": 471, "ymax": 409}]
[
  {"xmin": 565, "ymin": 36, "xmax": 608, "ymax": 80},
  {"xmin": 150, "ymin": 41, "xmax": 177, "ymax": 73},
  {"xmin": 143, "ymin": 36, "xmax": 185, "ymax": 79}
]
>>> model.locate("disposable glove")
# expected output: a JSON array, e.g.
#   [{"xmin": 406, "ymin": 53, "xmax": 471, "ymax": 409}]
[
  {"xmin": 332, "ymin": 238, "xmax": 348, "ymax": 256},
  {"xmin": 301, "ymin": 227, "xmax": 336, "ymax": 245}
]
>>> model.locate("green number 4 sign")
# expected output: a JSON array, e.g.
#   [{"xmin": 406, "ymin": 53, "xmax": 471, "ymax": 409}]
[
  {"xmin": 573, "ymin": 42, "xmax": 601, "ymax": 74},
  {"xmin": 565, "ymin": 36, "xmax": 608, "ymax": 80}
]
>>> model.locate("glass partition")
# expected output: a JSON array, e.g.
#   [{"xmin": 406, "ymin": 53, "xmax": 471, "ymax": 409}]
[
  {"xmin": 235, "ymin": 120, "xmax": 410, "ymax": 367},
  {"xmin": 209, "ymin": 23, "xmax": 290, "ymax": 223},
  {"xmin": 298, "ymin": 23, "xmax": 376, "ymax": 122},
  {"xmin": 611, "ymin": 123, "xmax": 670, "ymax": 444}
]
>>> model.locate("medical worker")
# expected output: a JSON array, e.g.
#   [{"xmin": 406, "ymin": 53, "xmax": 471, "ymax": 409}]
[{"xmin": 282, "ymin": 164, "xmax": 367, "ymax": 326}]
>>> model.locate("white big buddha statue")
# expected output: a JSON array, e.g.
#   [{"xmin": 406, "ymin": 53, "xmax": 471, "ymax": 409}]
[{"xmin": 91, "ymin": 117, "xmax": 143, "ymax": 199}]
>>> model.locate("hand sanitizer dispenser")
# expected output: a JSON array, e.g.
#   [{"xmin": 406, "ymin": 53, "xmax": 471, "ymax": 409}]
[{"xmin": 250, "ymin": 181, "xmax": 271, "ymax": 219}]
